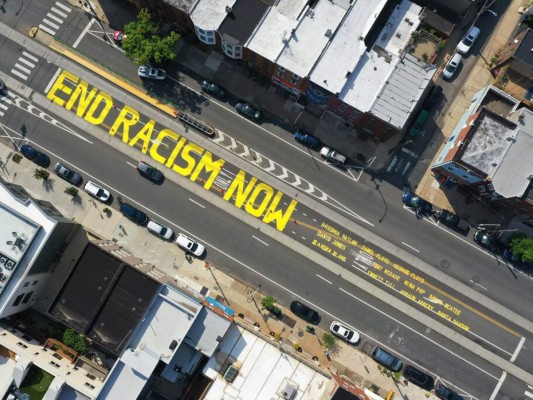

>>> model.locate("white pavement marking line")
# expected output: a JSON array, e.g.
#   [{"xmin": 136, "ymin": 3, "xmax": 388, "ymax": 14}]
[
  {"xmin": 18, "ymin": 58, "xmax": 36, "ymax": 68},
  {"xmin": 42, "ymin": 18, "xmax": 60, "ymax": 30},
  {"xmin": 10, "ymin": 69, "xmax": 28, "ymax": 80},
  {"xmin": 401, "ymin": 241, "xmax": 420, "ymax": 253},
  {"xmin": 44, "ymin": 69, "xmax": 63, "ymax": 94},
  {"xmin": 316, "ymin": 274, "xmax": 332, "ymax": 284},
  {"xmin": 50, "ymin": 6, "xmax": 68, "ymax": 18},
  {"xmin": 22, "ymin": 51, "xmax": 39, "ymax": 63},
  {"xmin": 401, "ymin": 161, "xmax": 411, "ymax": 176},
  {"xmin": 73, "ymin": 19, "xmax": 95, "ymax": 48},
  {"xmin": 489, "ymin": 371, "xmax": 506, "ymax": 400},
  {"xmin": 252, "ymin": 236, "xmax": 269, "ymax": 246},
  {"xmin": 54, "ymin": 1, "xmax": 72, "ymax": 12},
  {"xmin": 38, "ymin": 24, "xmax": 56, "ymax": 36},
  {"xmin": 474, "ymin": 282, "xmax": 487, "ymax": 291},
  {"xmin": 188, "ymin": 198, "xmax": 206, "ymax": 208},
  {"xmin": 126, "ymin": 162, "xmax": 136, "ymax": 168},
  {"xmin": 386, "ymin": 156, "xmax": 398, "ymax": 173},
  {"xmin": 525, "ymin": 386, "xmax": 533, "ymax": 399},
  {"xmin": 14, "ymin": 63, "xmax": 31, "ymax": 75},
  {"xmin": 46, "ymin": 12, "xmax": 64, "ymax": 24},
  {"xmin": 510, "ymin": 336, "xmax": 525, "ymax": 362},
  {"xmin": 339, "ymin": 287, "xmax": 499, "ymax": 380}
]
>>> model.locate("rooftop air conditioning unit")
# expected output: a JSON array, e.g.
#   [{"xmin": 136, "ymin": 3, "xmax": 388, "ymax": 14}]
[{"xmin": 281, "ymin": 384, "xmax": 297, "ymax": 400}]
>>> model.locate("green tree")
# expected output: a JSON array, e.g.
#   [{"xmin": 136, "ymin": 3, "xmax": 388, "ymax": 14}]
[
  {"xmin": 63, "ymin": 328, "xmax": 89, "ymax": 355},
  {"xmin": 510, "ymin": 236, "xmax": 533, "ymax": 262},
  {"xmin": 261, "ymin": 296, "xmax": 276, "ymax": 310},
  {"xmin": 322, "ymin": 333, "xmax": 338, "ymax": 351},
  {"xmin": 122, "ymin": 8, "xmax": 180, "ymax": 65}
]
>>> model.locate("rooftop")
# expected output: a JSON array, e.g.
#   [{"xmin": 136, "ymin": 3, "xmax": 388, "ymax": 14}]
[
  {"xmin": 49, "ymin": 244, "xmax": 161, "ymax": 354},
  {"xmin": 190, "ymin": 0, "xmax": 237, "ymax": 31},
  {"xmin": 310, "ymin": 0, "xmax": 389, "ymax": 95},
  {"xmin": 276, "ymin": 0, "xmax": 348, "ymax": 78},
  {"xmin": 514, "ymin": 28, "xmax": 533, "ymax": 69},
  {"xmin": 218, "ymin": 0, "xmax": 268, "ymax": 45},
  {"xmin": 245, "ymin": 0, "xmax": 307, "ymax": 62},
  {"xmin": 202, "ymin": 325, "xmax": 330, "ymax": 400}
]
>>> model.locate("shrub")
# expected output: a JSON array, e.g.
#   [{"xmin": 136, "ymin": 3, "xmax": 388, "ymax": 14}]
[
  {"xmin": 322, "ymin": 333, "xmax": 337, "ymax": 351},
  {"xmin": 33, "ymin": 168, "xmax": 49, "ymax": 180},
  {"xmin": 261, "ymin": 296, "xmax": 276, "ymax": 310},
  {"xmin": 64, "ymin": 187, "xmax": 79, "ymax": 197},
  {"xmin": 62, "ymin": 328, "xmax": 88, "ymax": 355},
  {"xmin": 12, "ymin": 153, "xmax": 22, "ymax": 163}
]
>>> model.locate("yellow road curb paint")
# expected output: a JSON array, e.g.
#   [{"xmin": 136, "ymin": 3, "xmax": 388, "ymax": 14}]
[{"xmin": 49, "ymin": 41, "xmax": 179, "ymax": 117}]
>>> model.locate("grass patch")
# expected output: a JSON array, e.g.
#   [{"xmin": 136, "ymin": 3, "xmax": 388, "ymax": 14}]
[{"xmin": 20, "ymin": 365, "xmax": 54, "ymax": 400}]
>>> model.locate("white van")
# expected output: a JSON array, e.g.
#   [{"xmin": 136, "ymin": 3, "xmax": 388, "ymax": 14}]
[{"xmin": 457, "ymin": 26, "xmax": 480, "ymax": 54}]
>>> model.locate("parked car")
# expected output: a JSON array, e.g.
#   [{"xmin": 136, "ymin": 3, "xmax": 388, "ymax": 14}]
[
  {"xmin": 84, "ymin": 181, "xmax": 110, "ymax": 202},
  {"xmin": 235, "ymin": 102, "xmax": 262, "ymax": 121},
  {"xmin": 290, "ymin": 300, "xmax": 320, "ymax": 324},
  {"xmin": 409, "ymin": 109, "xmax": 428, "ymax": 136},
  {"xmin": 423, "ymin": 85, "xmax": 443, "ymax": 110},
  {"xmin": 20, "ymin": 144, "xmax": 50, "ymax": 167},
  {"xmin": 503, "ymin": 249, "xmax": 533, "ymax": 270},
  {"xmin": 457, "ymin": 26, "xmax": 480, "ymax": 54},
  {"xmin": 120, "ymin": 203, "xmax": 149, "ymax": 225},
  {"xmin": 53, "ymin": 162, "xmax": 82, "ymax": 185},
  {"xmin": 113, "ymin": 30, "xmax": 127, "ymax": 44},
  {"xmin": 435, "ymin": 384, "xmax": 464, "ymax": 400},
  {"xmin": 402, "ymin": 191, "xmax": 433, "ymax": 215},
  {"xmin": 138, "ymin": 65, "xmax": 166, "ymax": 80},
  {"xmin": 371, "ymin": 346, "xmax": 403, "ymax": 371},
  {"xmin": 294, "ymin": 131, "xmax": 321, "ymax": 149},
  {"xmin": 201, "ymin": 80, "xmax": 227, "ymax": 98},
  {"xmin": 442, "ymin": 53, "xmax": 462, "ymax": 80},
  {"xmin": 320, "ymin": 147, "xmax": 347, "ymax": 164},
  {"xmin": 175, "ymin": 233, "xmax": 205, "ymax": 257},
  {"xmin": 473, "ymin": 230, "xmax": 502, "ymax": 253},
  {"xmin": 403, "ymin": 365, "xmax": 434, "ymax": 390},
  {"xmin": 330, "ymin": 321, "xmax": 360, "ymax": 344},
  {"xmin": 137, "ymin": 161, "xmax": 163, "ymax": 183},
  {"xmin": 437, "ymin": 210, "xmax": 470, "ymax": 233},
  {"xmin": 147, "ymin": 220, "xmax": 174, "ymax": 240}
]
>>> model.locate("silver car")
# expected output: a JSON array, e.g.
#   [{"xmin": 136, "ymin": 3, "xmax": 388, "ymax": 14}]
[
  {"xmin": 442, "ymin": 53, "xmax": 462, "ymax": 80},
  {"xmin": 175, "ymin": 233, "xmax": 205, "ymax": 257},
  {"xmin": 320, "ymin": 147, "xmax": 347, "ymax": 164},
  {"xmin": 54, "ymin": 162, "xmax": 82, "ymax": 185},
  {"xmin": 147, "ymin": 220, "xmax": 174, "ymax": 240},
  {"xmin": 138, "ymin": 65, "xmax": 166, "ymax": 80},
  {"xmin": 84, "ymin": 181, "xmax": 110, "ymax": 202}
]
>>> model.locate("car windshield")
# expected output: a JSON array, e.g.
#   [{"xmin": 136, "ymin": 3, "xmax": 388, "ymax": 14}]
[
  {"xmin": 96, "ymin": 188, "xmax": 104, "ymax": 197},
  {"xmin": 446, "ymin": 64, "xmax": 457, "ymax": 73},
  {"xmin": 463, "ymin": 37, "xmax": 473, "ymax": 46},
  {"xmin": 189, "ymin": 242, "xmax": 198, "ymax": 252},
  {"xmin": 160, "ymin": 227, "xmax": 167, "ymax": 235},
  {"xmin": 345, "ymin": 330, "xmax": 354, "ymax": 340}
]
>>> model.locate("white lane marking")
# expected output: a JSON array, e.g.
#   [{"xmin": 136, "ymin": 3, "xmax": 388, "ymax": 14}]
[
  {"xmin": 44, "ymin": 69, "xmax": 63, "ymax": 94},
  {"xmin": 50, "ymin": 6, "xmax": 68, "ymax": 18},
  {"xmin": 189, "ymin": 198, "xmax": 205, "ymax": 208},
  {"xmin": 10, "ymin": 69, "xmax": 28, "ymax": 80},
  {"xmin": 526, "ymin": 391, "xmax": 533, "ymax": 399},
  {"xmin": 401, "ymin": 241, "xmax": 420, "ymax": 253},
  {"xmin": 54, "ymin": 1, "xmax": 72, "ymax": 12},
  {"xmin": 73, "ymin": 19, "xmax": 95, "ymax": 48},
  {"xmin": 18, "ymin": 58, "xmax": 36, "ymax": 68},
  {"xmin": 510, "ymin": 336, "xmax": 525, "ymax": 362},
  {"xmin": 46, "ymin": 12, "xmax": 63, "ymax": 23},
  {"xmin": 339, "ymin": 287, "xmax": 499, "ymax": 380},
  {"xmin": 38, "ymin": 24, "xmax": 56, "ymax": 35},
  {"xmin": 301, "ymin": 236, "xmax": 306, "ymax": 240},
  {"xmin": 474, "ymin": 282, "xmax": 487, "ymax": 290},
  {"xmin": 14, "ymin": 63, "xmax": 31, "ymax": 74},
  {"xmin": 42, "ymin": 18, "xmax": 60, "ymax": 30},
  {"xmin": 126, "ymin": 161, "xmax": 136, "ymax": 168},
  {"xmin": 316, "ymin": 274, "xmax": 332, "ymax": 284},
  {"xmin": 252, "ymin": 236, "xmax": 269, "ymax": 246},
  {"xmin": 488, "ymin": 371, "xmax": 506, "ymax": 400},
  {"xmin": 22, "ymin": 51, "xmax": 39, "ymax": 62}
]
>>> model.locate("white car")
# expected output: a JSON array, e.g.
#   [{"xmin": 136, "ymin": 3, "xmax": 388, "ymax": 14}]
[
  {"xmin": 330, "ymin": 321, "xmax": 360, "ymax": 344},
  {"xmin": 320, "ymin": 147, "xmax": 347, "ymax": 164},
  {"xmin": 84, "ymin": 181, "xmax": 110, "ymax": 202},
  {"xmin": 442, "ymin": 53, "xmax": 462, "ymax": 80},
  {"xmin": 457, "ymin": 26, "xmax": 480, "ymax": 55},
  {"xmin": 138, "ymin": 65, "xmax": 166, "ymax": 80},
  {"xmin": 175, "ymin": 233, "xmax": 205, "ymax": 257},
  {"xmin": 147, "ymin": 220, "xmax": 174, "ymax": 240}
]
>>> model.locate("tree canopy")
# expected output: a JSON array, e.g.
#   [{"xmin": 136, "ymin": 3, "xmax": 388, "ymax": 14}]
[
  {"xmin": 122, "ymin": 8, "xmax": 180, "ymax": 65},
  {"xmin": 510, "ymin": 236, "xmax": 533, "ymax": 262},
  {"xmin": 63, "ymin": 328, "xmax": 89, "ymax": 354}
]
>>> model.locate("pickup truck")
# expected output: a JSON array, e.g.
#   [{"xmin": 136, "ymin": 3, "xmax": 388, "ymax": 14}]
[{"xmin": 437, "ymin": 210, "xmax": 470, "ymax": 233}]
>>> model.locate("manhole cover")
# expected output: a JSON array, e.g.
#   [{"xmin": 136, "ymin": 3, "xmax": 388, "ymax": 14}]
[{"xmin": 439, "ymin": 259, "xmax": 450, "ymax": 269}]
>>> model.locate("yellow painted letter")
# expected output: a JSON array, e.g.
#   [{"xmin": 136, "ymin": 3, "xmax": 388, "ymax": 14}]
[
  {"xmin": 85, "ymin": 91, "xmax": 113, "ymax": 125},
  {"xmin": 46, "ymin": 70, "xmax": 79, "ymax": 107},
  {"xmin": 150, "ymin": 129, "xmax": 180, "ymax": 165},
  {"xmin": 263, "ymin": 193, "xmax": 297, "ymax": 232},
  {"xmin": 245, "ymin": 183, "xmax": 274, "ymax": 217},
  {"xmin": 129, "ymin": 119, "xmax": 155, "ymax": 153},
  {"xmin": 191, "ymin": 151, "xmax": 225, "ymax": 190},
  {"xmin": 172, "ymin": 142, "xmax": 204, "ymax": 177},
  {"xmin": 223, "ymin": 170, "xmax": 257, "ymax": 207},
  {"xmin": 109, "ymin": 105, "xmax": 140, "ymax": 142}
]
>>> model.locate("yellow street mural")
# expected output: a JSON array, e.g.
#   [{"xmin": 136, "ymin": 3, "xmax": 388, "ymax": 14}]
[{"xmin": 47, "ymin": 70, "xmax": 298, "ymax": 231}]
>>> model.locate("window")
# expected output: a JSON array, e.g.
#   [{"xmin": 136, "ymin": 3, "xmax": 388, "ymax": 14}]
[
  {"xmin": 478, "ymin": 186, "xmax": 485, "ymax": 192},
  {"xmin": 197, "ymin": 28, "xmax": 205, "ymax": 34},
  {"xmin": 22, "ymin": 292, "xmax": 33, "ymax": 304},
  {"xmin": 12, "ymin": 294, "xmax": 24, "ymax": 307},
  {"xmin": 23, "ymin": 282, "xmax": 29, "ymax": 287},
  {"xmin": 278, "ymin": 66, "xmax": 285, "ymax": 78},
  {"xmin": 199, "ymin": 34, "xmax": 206, "ymax": 42},
  {"xmin": 291, "ymin": 74, "xmax": 299, "ymax": 85}
]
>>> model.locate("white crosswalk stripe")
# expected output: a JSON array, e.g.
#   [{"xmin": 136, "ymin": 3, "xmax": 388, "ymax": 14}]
[
  {"xmin": 525, "ymin": 386, "xmax": 533, "ymax": 399},
  {"xmin": 0, "ymin": 98, "xmax": 10, "ymax": 117},
  {"xmin": 11, "ymin": 51, "xmax": 40, "ymax": 81},
  {"xmin": 38, "ymin": 3, "xmax": 71, "ymax": 35}
]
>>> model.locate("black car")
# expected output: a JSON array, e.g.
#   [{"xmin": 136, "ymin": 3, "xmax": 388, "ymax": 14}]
[
  {"xmin": 201, "ymin": 80, "xmax": 227, "ymax": 99},
  {"xmin": 290, "ymin": 300, "xmax": 320, "ymax": 324},
  {"xmin": 473, "ymin": 230, "xmax": 502, "ymax": 253},
  {"xmin": 53, "ymin": 162, "xmax": 82, "ymax": 185},
  {"xmin": 402, "ymin": 191, "xmax": 433, "ymax": 215},
  {"xmin": 120, "ymin": 203, "xmax": 149, "ymax": 225},
  {"xmin": 137, "ymin": 161, "xmax": 163, "ymax": 183},
  {"xmin": 403, "ymin": 365, "xmax": 434, "ymax": 390},
  {"xmin": 235, "ymin": 102, "xmax": 262, "ymax": 121},
  {"xmin": 20, "ymin": 144, "xmax": 50, "ymax": 167},
  {"xmin": 435, "ymin": 384, "xmax": 463, "ymax": 400},
  {"xmin": 436, "ymin": 210, "xmax": 470, "ymax": 233}
]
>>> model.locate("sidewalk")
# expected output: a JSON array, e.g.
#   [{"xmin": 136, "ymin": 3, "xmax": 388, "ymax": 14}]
[
  {"xmin": 409, "ymin": 0, "xmax": 528, "ymax": 223},
  {"xmin": 0, "ymin": 144, "xmax": 438, "ymax": 399}
]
